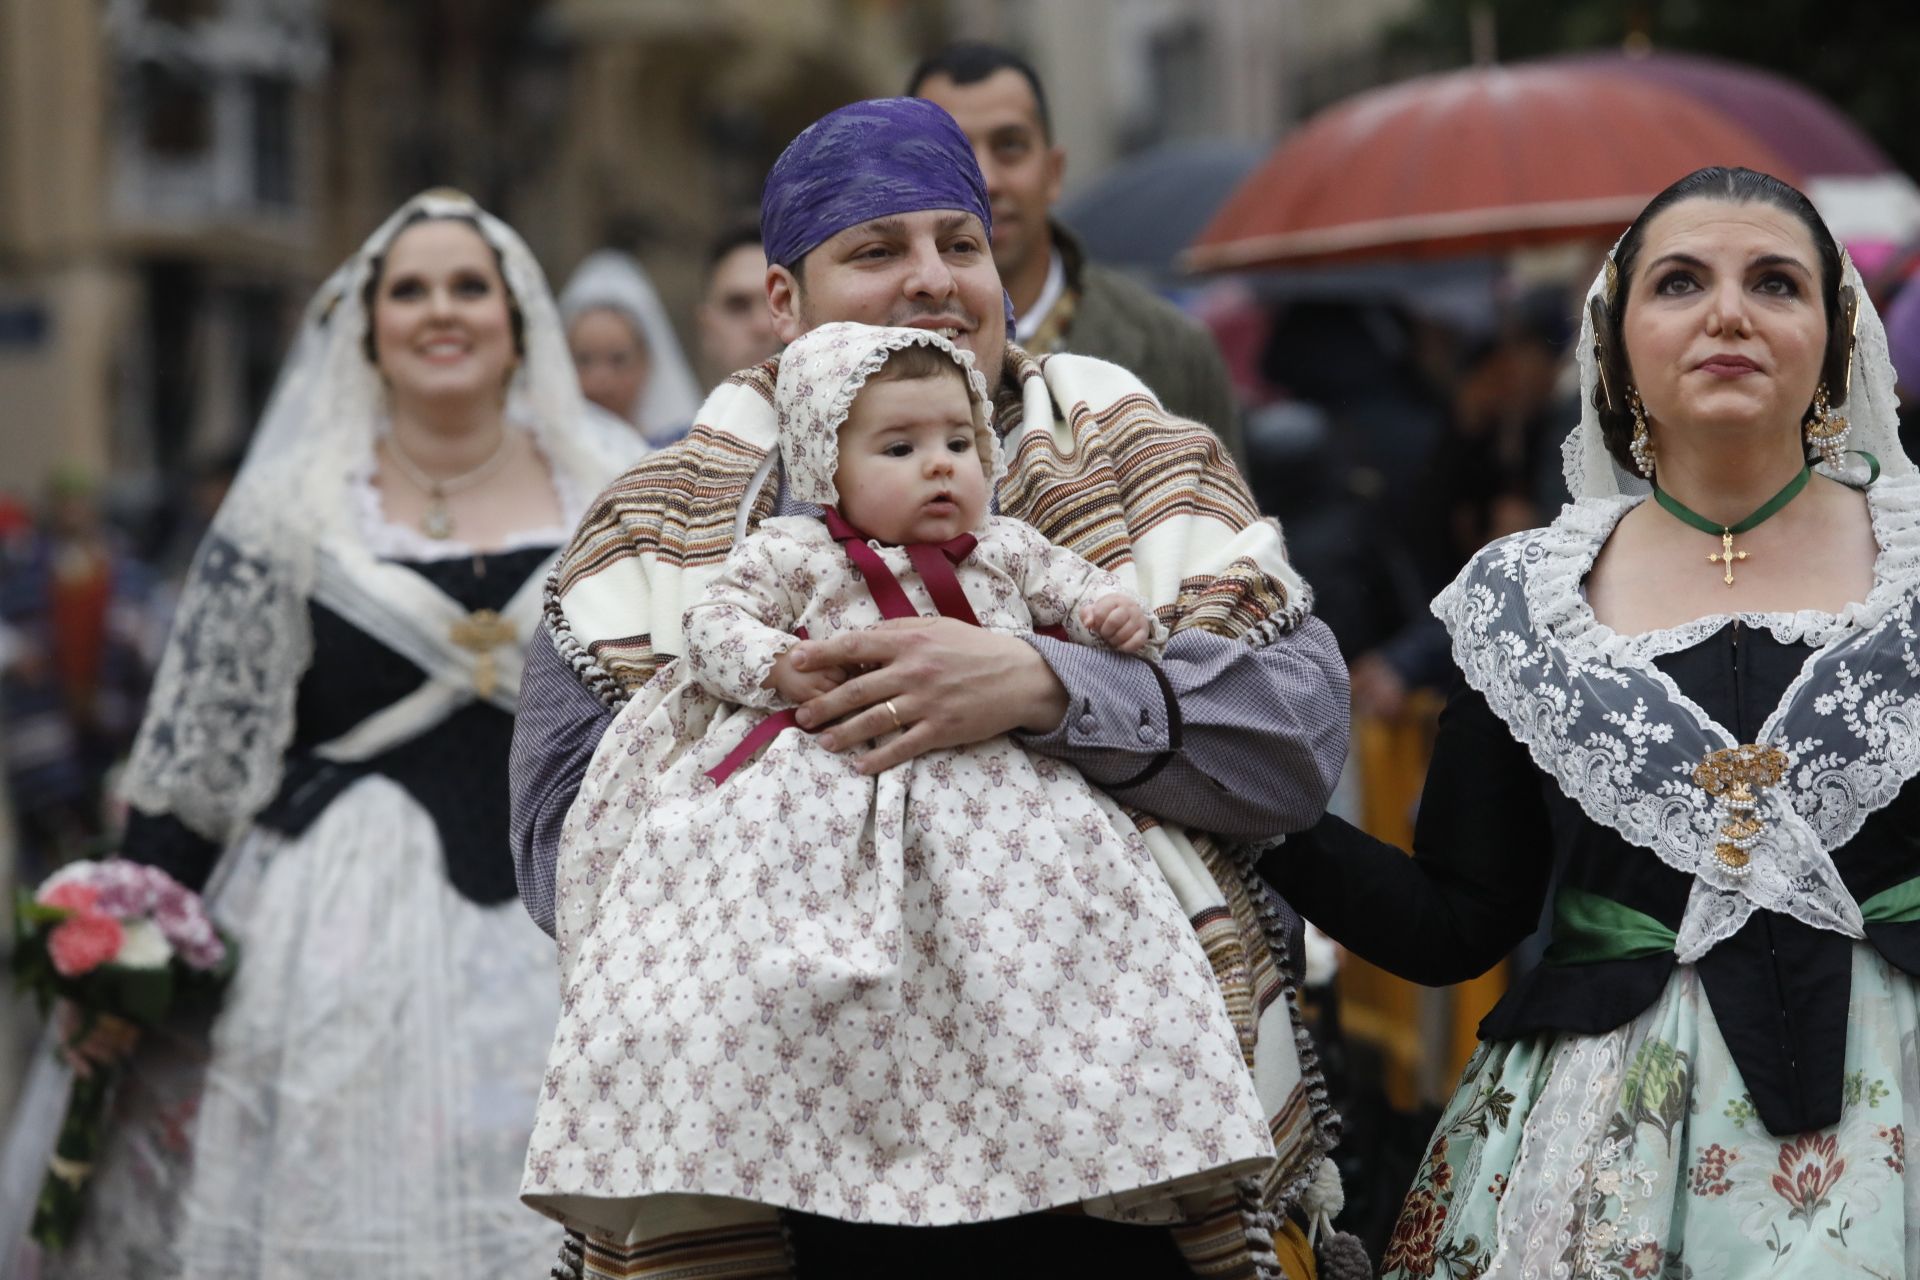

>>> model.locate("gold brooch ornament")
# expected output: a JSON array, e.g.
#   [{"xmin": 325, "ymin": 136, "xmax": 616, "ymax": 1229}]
[
  {"xmin": 449, "ymin": 608, "xmax": 517, "ymax": 699},
  {"xmin": 1691, "ymin": 744, "xmax": 1789, "ymax": 878}
]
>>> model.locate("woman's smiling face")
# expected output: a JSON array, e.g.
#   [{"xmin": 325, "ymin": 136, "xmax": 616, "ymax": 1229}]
[{"xmin": 370, "ymin": 218, "xmax": 519, "ymax": 405}]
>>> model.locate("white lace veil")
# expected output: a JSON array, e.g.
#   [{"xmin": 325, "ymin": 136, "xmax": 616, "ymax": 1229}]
[
  {"xmin": 120, "ymin": 189, "xmax": 641, "ymax": 843},
  {"xmin": 558, "ymin": 250, "xmax": 705, "ymax": 442},
  {"xmin": 1562, "ymin": 236, "xmax": 1912, "ymax": 500}
]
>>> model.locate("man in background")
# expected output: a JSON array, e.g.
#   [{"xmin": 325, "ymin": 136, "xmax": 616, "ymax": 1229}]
[
  {"xmin": 694, "ymin": 223, "xmax": 781, "ymax": 388},
  {"xmin": 910, "ymin": 42, "xmax": 1243, "ymax": 461}
]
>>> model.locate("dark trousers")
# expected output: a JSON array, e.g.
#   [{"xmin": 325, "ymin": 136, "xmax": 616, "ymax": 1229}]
[{"xmin": 782, "ymin": 1211, "xmax": 1192, "ymax": 1278}]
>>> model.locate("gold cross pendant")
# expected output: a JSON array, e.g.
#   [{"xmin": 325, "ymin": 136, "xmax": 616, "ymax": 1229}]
[
  {"xmin": 1707, "ymin": 530, "xmax": 1748, "ymax": 587},
  {"xmin": 449, "ymin": 607, "xmax": 517, "ymax": 699}
]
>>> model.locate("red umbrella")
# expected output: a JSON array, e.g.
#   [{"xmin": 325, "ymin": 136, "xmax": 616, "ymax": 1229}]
[
  {"xmin": 1188, "ymin": 62, "xmax": 1800, "ymax": 272},
  {"xmin": 1563, "ymin": 51, "xmax": 1920, "ymax": 269}
]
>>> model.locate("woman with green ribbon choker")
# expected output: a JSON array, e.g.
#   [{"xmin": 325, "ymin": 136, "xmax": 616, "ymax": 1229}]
[{"xmin": 1264, "ymin": 167, "xmax": 1920, "ymax": 1279}]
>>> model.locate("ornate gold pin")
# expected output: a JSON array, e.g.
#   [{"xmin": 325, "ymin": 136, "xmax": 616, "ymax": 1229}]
[
  {"xmin": 1692, "ymin": 744, "xmax": 1789, "ymax": 878},
  {"xmin": 450, "ymin": 608, "xmax": 516, "ymax": 699}
]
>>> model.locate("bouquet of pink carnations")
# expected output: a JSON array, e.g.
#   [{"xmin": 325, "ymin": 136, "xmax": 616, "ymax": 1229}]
[{"xmin": 10, "ymin": 858, "xmax": 235, "ymax": 1248}]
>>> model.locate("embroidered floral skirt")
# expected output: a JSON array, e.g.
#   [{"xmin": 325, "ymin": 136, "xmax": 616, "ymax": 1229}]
[{"xmin": 1381, "ymin": 947, "xmax": 1918, "ymax": 1279}]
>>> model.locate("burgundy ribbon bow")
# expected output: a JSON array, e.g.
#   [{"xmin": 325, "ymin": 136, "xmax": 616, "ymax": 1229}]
[{"xmin": 821, "ymin": 506, "xmax": 980, "ymax": 626}]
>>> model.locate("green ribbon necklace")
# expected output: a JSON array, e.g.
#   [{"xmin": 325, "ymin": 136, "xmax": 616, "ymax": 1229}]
[{"xmin": 1652, "ymin": 466, "xmax": 1811, "ymax": 587}]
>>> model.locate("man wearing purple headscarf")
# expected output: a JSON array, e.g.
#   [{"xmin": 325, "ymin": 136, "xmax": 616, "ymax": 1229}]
[{"xmin": 514, "ymin": 98, "xmax": 1351, "ymax": 1280}]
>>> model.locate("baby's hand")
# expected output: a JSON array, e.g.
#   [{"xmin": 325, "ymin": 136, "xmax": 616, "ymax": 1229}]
[
  {"xmin": 1081, "ymin": 594, "xmax": 1152, "ymax": 654},
  {"xmin": 766, "ymin": 645, "xmax": 847, "ymax": 705}
]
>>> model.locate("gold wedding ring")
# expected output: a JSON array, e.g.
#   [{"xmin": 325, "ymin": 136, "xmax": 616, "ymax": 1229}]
[{"xmin": 884, "ymin": 699, "xmax": 903, "ymax": 731}]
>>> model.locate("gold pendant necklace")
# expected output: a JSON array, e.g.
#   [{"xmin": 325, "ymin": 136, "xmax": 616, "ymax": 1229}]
[
  {"xmin": 1707, "ymin": 531, "xmax": 1747, "ymax": 587},
  {"xmin": 1651, "ymin": 467, "xmax": 1812, "ymax": 588},
  {"xmin": 387, "ymin": 428, "xmax": 514, "ymax": 540}
]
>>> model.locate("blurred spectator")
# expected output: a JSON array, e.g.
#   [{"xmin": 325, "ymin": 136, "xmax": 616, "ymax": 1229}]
[
  {"xmin": 1248, "ymin": 299, "xmax": 1453, "ymax": 663},
  {"xmin": 694, "ymin": 223, "xmax": 780, "ymax": 387},
  {"xmin": 1244, "ymin": 396, "xmax": 1427, "ymax": 672},
  {"xmin": 1352, "ymin": 289, "xmax": 1573, "ymax": 719},
  {"xmin": 559, "ymin": 250, "xmax": 704, "ymax": 446},
  {"xmin": 1886, "ymin": 274, "xmax": 1920, "ymax": 446},
  {"xmin": 0, "ymin": 468, "xmax": 161, "ymax": 878},
  {"xmin": 156, "ymin": 447, "xmax": 244, "ymax": 588},
  {"xmin": 1259, "ymin": 298, "xmax": 1453, "ymax": 519},
  {"xmin": 910, "ymin": 43, "xmax": 1243, "ymax": 460}
]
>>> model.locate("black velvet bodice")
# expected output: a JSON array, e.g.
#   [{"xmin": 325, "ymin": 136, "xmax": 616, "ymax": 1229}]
[
  {"xmin": 1270, "ymin": 620, "xmax": 1920, "ymax": 1136},
  {"xmin": 126, "ymin": 546, "xmax": 556, "ymax": 907}
]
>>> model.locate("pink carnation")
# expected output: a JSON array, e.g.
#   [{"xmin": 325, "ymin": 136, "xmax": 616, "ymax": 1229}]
[
  {"xmin": 91, "ymin": 860, "xmax": 160, "ymax": 919},
  {"xmin": 48, "ymin": 913, "xmax": 124, "ymax": 977},
  {"xmin": 39, "ymin": 882, "xmax": 100, "ymax": 914}
]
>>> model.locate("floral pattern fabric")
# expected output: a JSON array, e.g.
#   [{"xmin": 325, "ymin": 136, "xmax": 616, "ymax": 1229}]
[
  {"xmin": 525, "ymin": 515, "xmax": 1268, "ymax": 1238},
  {"xmin": 1380, "ymin": 947, "xmax": 1920, "ymax": 1279}
]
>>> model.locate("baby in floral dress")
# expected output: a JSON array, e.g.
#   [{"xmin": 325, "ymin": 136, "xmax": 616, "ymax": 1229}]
[{"xmin": 523, "ymin": 323, "xmax": 1273, "ymax": 1245}]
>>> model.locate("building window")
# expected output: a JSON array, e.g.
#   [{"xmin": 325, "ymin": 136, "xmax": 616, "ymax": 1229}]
[
  {"xmin": 250, "ymin": 75, "xmax": 295, "ymax": 207},
  {"xmin": 146, "ymin": 0, "xmax": 220, "ymax": 25},
  {"xmin": 139, "ymin": 61, "xmax": 212, "ymax": 157}
]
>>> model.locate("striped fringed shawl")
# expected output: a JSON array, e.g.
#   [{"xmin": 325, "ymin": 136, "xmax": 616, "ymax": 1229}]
[{"xmin": 546, "ymin": 345, "xmax": 1339, "ymax": 1278}]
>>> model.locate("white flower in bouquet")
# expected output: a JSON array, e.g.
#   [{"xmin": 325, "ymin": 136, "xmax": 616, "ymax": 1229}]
[{"xmin": 114, "ymin": 919, "xmax": 175, "ymax": 970}]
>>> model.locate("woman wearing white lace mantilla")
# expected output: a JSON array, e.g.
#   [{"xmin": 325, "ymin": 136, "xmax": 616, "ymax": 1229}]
[
  {"xmin": 1266, "ymin": 167, "xmax": 1920, "ymax": 1278},
  {"xmin": 5, "ymin": 190, "xmax": 642, "ymax": 1278},
  {"xmin": 558, "ymin": 250, "xmax": 704, "ymax": 447}
]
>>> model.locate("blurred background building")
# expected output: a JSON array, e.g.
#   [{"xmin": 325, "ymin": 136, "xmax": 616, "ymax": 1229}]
[
  {"xmin": 0, "ymin": 0, "xmax": 1447, "ymax": 501},
  {"xmin": 13, "ymin": 0, "xmax": 1909, "ymax": 502}
]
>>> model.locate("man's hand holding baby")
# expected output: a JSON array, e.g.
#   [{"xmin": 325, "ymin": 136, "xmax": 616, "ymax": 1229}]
[{"xmin": 789, "ymin": 619, "xmax": 1069, "ymax": 773}]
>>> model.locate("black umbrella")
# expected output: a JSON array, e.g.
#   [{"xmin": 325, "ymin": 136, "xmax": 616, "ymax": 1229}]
[{"xmin": 1057, "ymin": 139, "xmax": 1265, "ymax": 281}]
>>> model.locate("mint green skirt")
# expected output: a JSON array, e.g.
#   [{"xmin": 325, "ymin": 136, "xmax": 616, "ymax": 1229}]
[{"xmin": 1380, "ymin": 946, "xmax": 1917, "ymax": 1278}]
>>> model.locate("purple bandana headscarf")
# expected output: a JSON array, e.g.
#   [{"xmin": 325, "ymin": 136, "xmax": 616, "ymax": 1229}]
[{"xmin": 761, "ymin": 98, "xmax": 993, "ymax": 270}]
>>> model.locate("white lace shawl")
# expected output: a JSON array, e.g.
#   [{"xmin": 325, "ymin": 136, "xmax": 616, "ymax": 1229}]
[
  {"xmin": 1435, "ymin": 250, "xmax": 1920, "ymax": 962},
  {"xmin": 119, "ymin": 191, "xmax": 643, "ymax": 844}
]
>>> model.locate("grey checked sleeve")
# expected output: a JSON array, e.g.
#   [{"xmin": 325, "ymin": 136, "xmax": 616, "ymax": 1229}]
[
  {"xmin": 1015, "ymin": 615, "xmax": 1349, "ymax": 841},
  {"xmin": 510, "ymin": 628, "xmax": 613, "ymax": 936}
]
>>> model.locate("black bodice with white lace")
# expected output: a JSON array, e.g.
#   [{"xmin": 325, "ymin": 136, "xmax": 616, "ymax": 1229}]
[
  {"xmin": 125, "ymin": 546, "xmax": 555, "ymax": 906},
  {"xmin": 1270, "ymin": 620, "xmax": 1920, "ymax": 1136}
]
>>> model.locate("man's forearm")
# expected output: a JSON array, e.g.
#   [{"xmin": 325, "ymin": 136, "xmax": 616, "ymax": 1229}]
[
  {"xmin": 509, "ymin": 628, "xmax": 614, "ymax": 936},
  {"xmin": 1017, "ymin": 616, "xmax": 1349, "ymax": 840}
]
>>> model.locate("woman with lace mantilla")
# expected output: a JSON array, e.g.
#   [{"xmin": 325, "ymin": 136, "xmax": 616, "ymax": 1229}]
[
  {"xmin": 1266, "ymin": 167, "xmax": 1920, "ymax": 1278},
  {"xmin": 4, "ymin": 191, "xmax": 642, "ymax": 1278}
]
